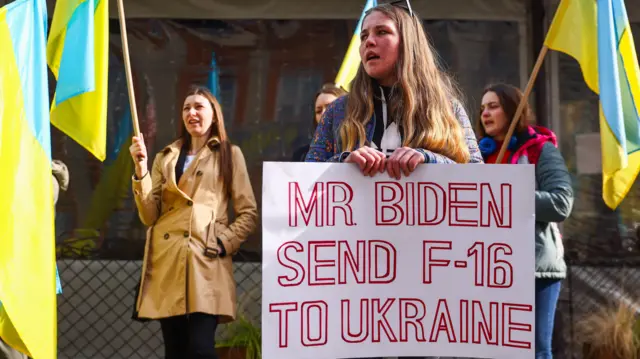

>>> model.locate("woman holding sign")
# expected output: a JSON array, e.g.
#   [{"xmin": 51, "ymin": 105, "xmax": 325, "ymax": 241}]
[
  {"xmin": 304, "ymin": 2, "xmax": 483, "ymax": 174},
  {"xmin": 477, "ymin": 83, "xmax": 573, "ymax": 359},
  {"xmin": 309, "ymin": 2, "xmax": 481, "ymax": 359},
  {"xmin": 129, "ymin": 85, "xmax": 258, "ymax": 359}
]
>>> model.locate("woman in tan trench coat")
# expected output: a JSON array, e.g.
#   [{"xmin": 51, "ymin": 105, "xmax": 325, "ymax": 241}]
[{"xmin": 129, "ymin": 85, "xmax": 258, "ymax": 359}]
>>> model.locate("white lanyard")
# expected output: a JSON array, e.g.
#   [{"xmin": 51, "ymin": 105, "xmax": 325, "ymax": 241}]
[{"xmin": 380, "ymin": 86, "xmax": 388, "ymax": 129}]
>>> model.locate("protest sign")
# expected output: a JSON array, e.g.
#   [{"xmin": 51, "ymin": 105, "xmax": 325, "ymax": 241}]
[{"xmin": 262, "ymin": 162, "xmax": 535, "ymax": 359}]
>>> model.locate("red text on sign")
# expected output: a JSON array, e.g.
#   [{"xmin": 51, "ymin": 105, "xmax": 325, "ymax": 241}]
[
  {"xmin": 288, "ymin": 182, "xmax": 355, "ymax": 227},
  {"xmin": 423, "ymin": 241, "xmax": 513, "ymax": 288},
  {"xmin": 277, "ymin": 240, "xmax": 397, "ymax": 287},
  {"xmin": 374, "ymin": 182, "xmax": 512, "ymax": 228},
  {"xmin": 269, "ymin": 298, "xmax": 532, "ymax": 348},
  {"xmin": 339, "ymin": 298, "xmax": 531, "ymax": 347},
  {"xmin": 270, "ymin": 301, "xmax": 329, "ymax": 348}
]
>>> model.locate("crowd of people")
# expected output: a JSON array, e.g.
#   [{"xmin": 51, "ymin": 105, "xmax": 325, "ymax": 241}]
[
  {"xmin": 126, "ymin": 3, "xmax": 573, "ymax": 359},
  {"xmin": 1, "ymin": 2, "xmax": 574, "ymax": 359}
]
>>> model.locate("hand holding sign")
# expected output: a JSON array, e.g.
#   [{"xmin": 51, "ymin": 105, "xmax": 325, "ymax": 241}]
[
  {"xmin": 386, "ymin": 147, "xmax": 424, "ymax": 179},
  {"xmin": 344, "ymin": 146, "xmax": 386, "ymax": 177}
]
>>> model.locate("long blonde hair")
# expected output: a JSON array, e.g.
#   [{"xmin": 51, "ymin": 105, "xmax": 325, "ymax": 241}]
[{"xmin": 340, "ymin": 4, "xmax": 470, "ymax": 163}]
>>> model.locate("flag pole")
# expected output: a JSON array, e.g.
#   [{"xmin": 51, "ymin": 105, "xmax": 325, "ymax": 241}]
[
  {"xmin": 116, "ymin": 0, "xmax": 141, "ymax": 139},
  {"xmin": 496, "ymin": 45, "xmax": 550, "ymax": 163}
]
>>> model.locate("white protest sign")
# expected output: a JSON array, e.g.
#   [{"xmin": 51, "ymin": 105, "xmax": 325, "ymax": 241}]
[{"xmin": 262, "ymin": 162, "xmax": 535, "ymax": 359}]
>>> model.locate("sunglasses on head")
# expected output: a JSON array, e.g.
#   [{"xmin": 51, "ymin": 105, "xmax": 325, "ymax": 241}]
[{"xmin": 388, "ymin": 0, "xmax": 414, "ymax": 17}]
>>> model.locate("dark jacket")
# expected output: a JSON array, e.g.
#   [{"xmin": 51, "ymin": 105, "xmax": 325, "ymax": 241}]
[
  {"xmin": 486, "ymin": 126, "xmax": 574, "ymax": 279},
  {"xmin": 291, "ymin": 144, "xmax": 310, "ymax": 162}
]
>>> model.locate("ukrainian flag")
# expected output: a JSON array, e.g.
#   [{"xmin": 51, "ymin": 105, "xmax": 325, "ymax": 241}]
[
  {"xmin": 208, "ymin": 51, "xmax": 222, "ymax": 98},
  {"xmin": 334, "ymin": 0, "xmax": 377, "ymax": 91},
  {"xmin": 0, "ymin": 0, "xmax": 57, "ymax": 357},
  {"xmin": 47, "ymin": 0, "xmax": 109, "ymax": 161},
  {"xmin": 545, "ymin": 0, "xmax": 640, "ymax": 210}
]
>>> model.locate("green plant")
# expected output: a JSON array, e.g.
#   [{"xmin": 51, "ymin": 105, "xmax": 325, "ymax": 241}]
[
  {"xmin": 217, "ymin": 314, "xmax": 261, "ymax": 359},
  {"xmin": 216, "ymin": 287, "xmax": 261, "ymax": 359}
]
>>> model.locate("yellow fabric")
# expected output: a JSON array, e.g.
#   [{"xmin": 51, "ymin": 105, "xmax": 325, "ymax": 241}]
[
  {"xmin": 335, "ymin": 33, "xmax": 362, "ymax": 91},
  {"xmin": 544, "ymin": 0, "xmax": 598, "ymax": 92},
  {"xmin": 334, "ymin": 0, "xmax": 376, "ymax": 91},
  {"xmin": 0, "ymin": 5, "xmax": 57, "ymax": 358},
  {"xmin": 544, "ymin": 0, "xmax": 640, "ymax": 209}
]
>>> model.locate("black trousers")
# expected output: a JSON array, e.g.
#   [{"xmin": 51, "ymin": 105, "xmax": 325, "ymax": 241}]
[{"xmin": 159, "ymin": 313, "xmax": 219, "ymax": 359}]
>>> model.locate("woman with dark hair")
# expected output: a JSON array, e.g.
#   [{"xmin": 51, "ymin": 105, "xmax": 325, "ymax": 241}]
[
  {"xmin": 478, "ymin": 83, "xmax": 573, "ymax": 359},
  {"xmin": 129, "ymin": 85, "xmax": 258, "ymax": 359},
  {"xmin": 291, "ymin": 83, "xmax": 347, "ymax": 161}
]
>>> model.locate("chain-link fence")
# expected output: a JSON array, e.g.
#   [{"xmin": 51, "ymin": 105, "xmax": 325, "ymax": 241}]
[
  {"xmin": 56, "ymin": 251, "xmax": 261, "ymax": 359},
  {"xmin": 552, "ymin": 257, "xmax": 640, "ymax": 359},
  {"xmin": 56, "ymin": 253, "xmax": 640, "ymax": 359}
]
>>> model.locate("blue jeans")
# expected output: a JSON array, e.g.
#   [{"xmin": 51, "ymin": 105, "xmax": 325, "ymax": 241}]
[{"xmin": 535, "ymin": 278, "xmax": 562, "ymax": 359}]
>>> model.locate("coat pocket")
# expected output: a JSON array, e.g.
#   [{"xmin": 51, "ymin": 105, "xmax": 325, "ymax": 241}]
[
  {"xmin": 203, "ymin": 216, "xmax": 226, "ymax": 259},
  {"xmin": 550, "ymin": 222, "xmax": 564, "ymax": 262}
]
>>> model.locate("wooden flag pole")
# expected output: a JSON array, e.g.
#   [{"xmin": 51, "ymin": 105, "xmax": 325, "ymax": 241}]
[
  {"xmin": 116, "ymin": 0, "xmax": 141, "ymax": 138},
  {"xmin": 495, "ymin": 45, "xmax": 550, "ymax": 163}
]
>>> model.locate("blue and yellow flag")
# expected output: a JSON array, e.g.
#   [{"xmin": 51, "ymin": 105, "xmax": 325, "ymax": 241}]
[
  {"xmin": 47, "ymin": 0, "xmax": 109, "ymax": 161},
  {"xmin": 208, "ymin": 51, "xmax": 222, "ymax": 99},
  {"xmin": 0, "ymin": 0, "xmax": 57, "ymax": 357},
  {"xmin": 545, "ymin": 0, "xmax": 640, "ymax": 209},
  {"xmin": 334, "ymin": 0, "xmax": 377, "ymax": 91}
]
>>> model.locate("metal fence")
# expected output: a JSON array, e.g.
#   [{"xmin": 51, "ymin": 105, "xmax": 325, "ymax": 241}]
[
  {"xmin": 56, "ymin": 251, "xmax": 261, "ymax": 359},
  {"xmin": 55, "ymin": 252, "xmax": 640, "ymax": 359},
  {"xmin": 553, "ymin": 259, "xmax": 640, "ymax": 359}
]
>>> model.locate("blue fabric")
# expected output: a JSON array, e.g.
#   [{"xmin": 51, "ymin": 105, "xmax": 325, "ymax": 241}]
[
  {"xmin": 5, "ymin": 0, "xmax": 51, "ymax": 159},
  {"xmin": 597, "ymin": 0, "xmax": 640, "ymax": 148},
  {"xmin": 55, "ymin": 0, "xmax": 96, "ymax": 106},
  {"xmin": 478, "ymin": 135, "xmax": 518, "ymax": 157},
  {"xmin": 207, "ymin": 51, "xmax": 221, "ymax": 99},
  {"xmin": 106, "ymin": 105, "xmax": 131, "ymax": 163},
  {"xmin": 304, "ymin": 96, "xmax": 483, "ymax": 164},
  {"xmin": 535, "ymin": 278, "xmax": 562, "ymax": 359},
  {"xmin": 56, "ymin": 267, "xmax": 62, "ymax": 294}
]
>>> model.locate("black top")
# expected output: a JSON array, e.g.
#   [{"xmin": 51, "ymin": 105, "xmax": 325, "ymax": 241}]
[
  {"xmin": 291, "ymin": 144, "xmax": 310, "ymax": 162},
  {"xmin": 175, "ymin": 141, "xmax": 190, "ymax": 183}
]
